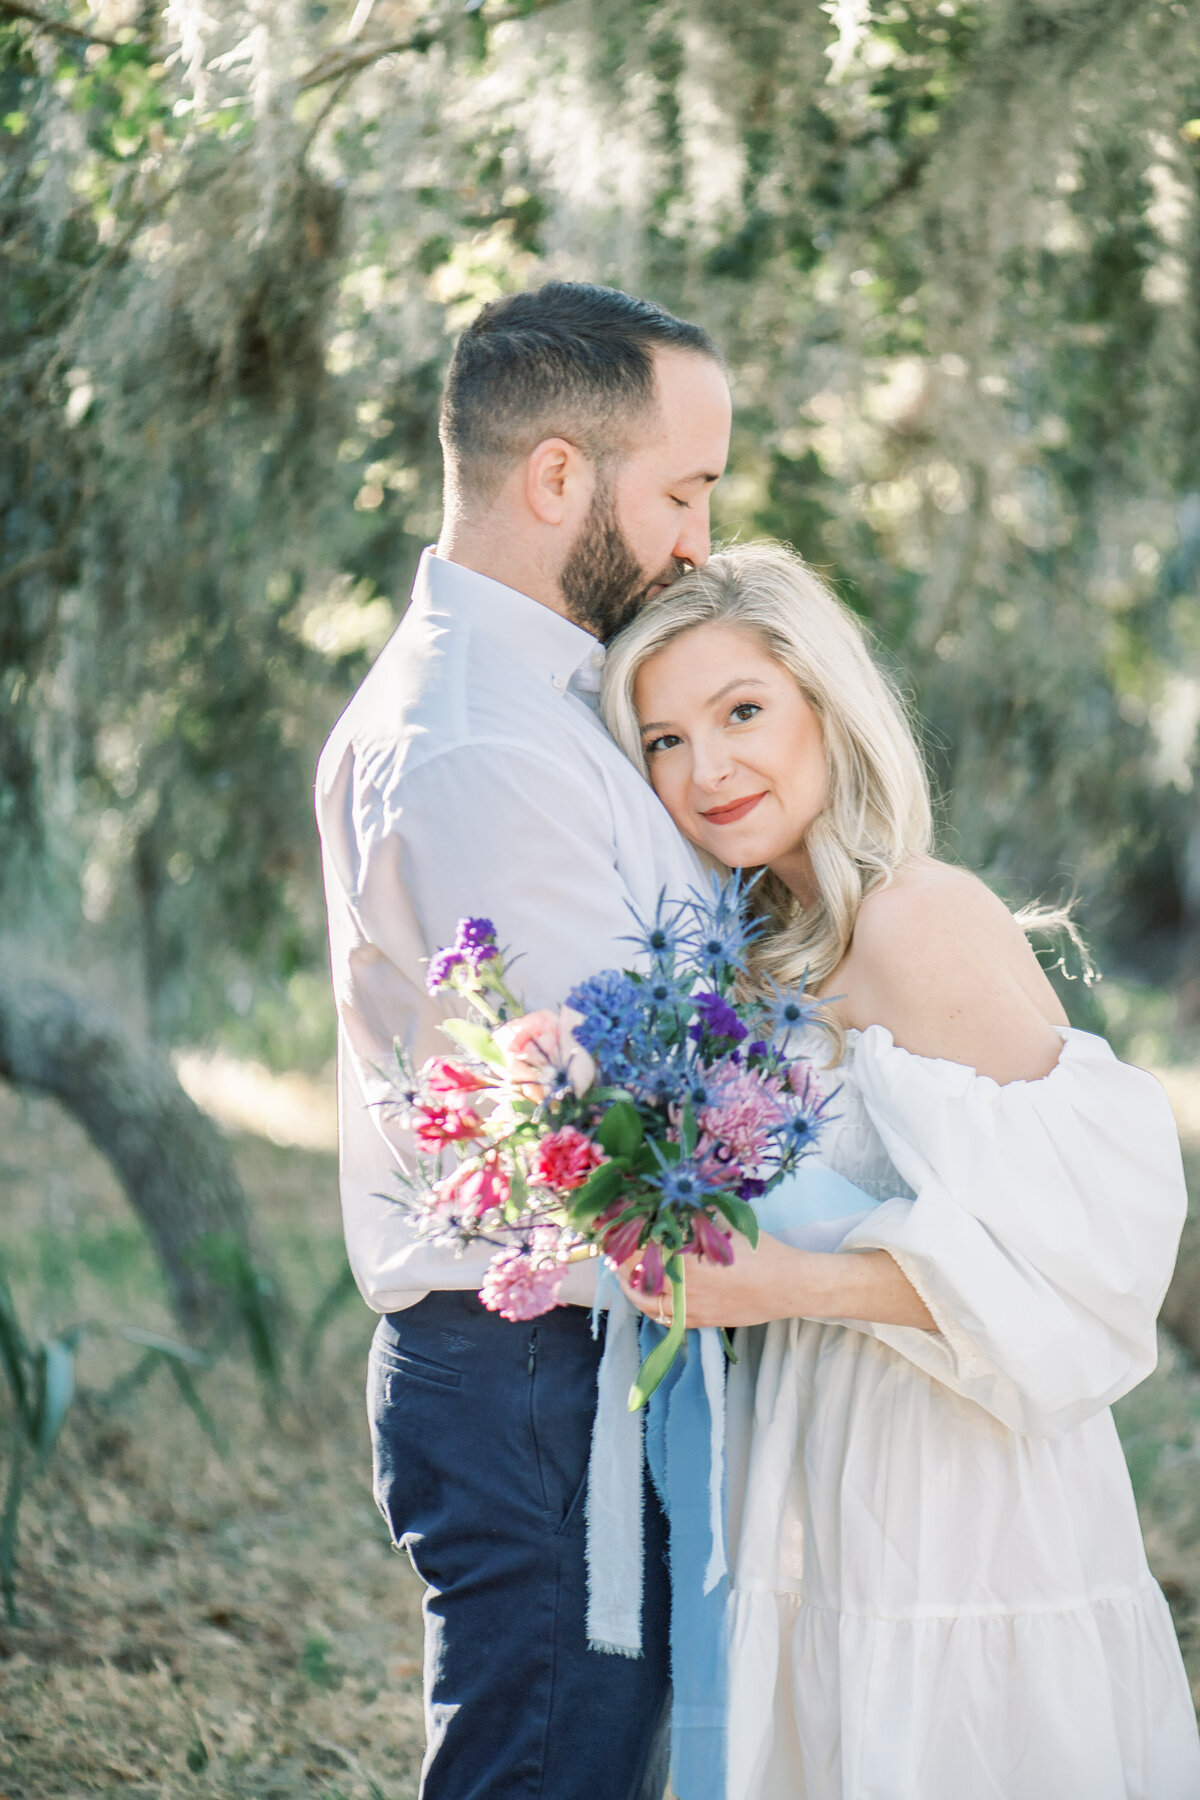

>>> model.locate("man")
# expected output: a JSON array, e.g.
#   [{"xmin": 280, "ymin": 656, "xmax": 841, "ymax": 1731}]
[{"xmin": 315, "ymin": 282, "xmax": 732, "ymax": 1799}]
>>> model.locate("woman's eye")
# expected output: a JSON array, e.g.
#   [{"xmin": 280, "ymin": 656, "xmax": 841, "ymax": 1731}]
[
  {"xmin": 670, "ymin": 495, "xmax": 690, "ymax": 510},
  {"xmin": 730, "ymin": 702, "xmax": 762, "ymax": 724},
  {"xmin": 643, "ymin": 733, "xmax": 682, "ymax": 755}
]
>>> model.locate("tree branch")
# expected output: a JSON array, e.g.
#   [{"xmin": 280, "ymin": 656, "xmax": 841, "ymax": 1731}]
[
  {"xmin": 297, "ymin": 0, "xmax": 563, "ymax": 94},
  {"xmin": 0, "ymin": 0, "xmax": 133, "ymax": 50}
]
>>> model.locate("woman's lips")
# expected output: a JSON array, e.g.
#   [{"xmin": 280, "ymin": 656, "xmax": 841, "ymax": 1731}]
[{"xmin": 700, "ymin": 791, "xmax": 767, "ymax": 825}]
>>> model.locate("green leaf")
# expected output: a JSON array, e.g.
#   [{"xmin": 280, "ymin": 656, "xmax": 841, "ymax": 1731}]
[
  {"xmin": 709, "ymin": 1192, "xmax": 760, "ymax": 1249},
  {"xmin": 118, "ymin": 1325, "xmax": 211, "ymax": 1368},
  {"xmin": 596, "ymin": 1100, "xmax": 643, "ymax": 1159},
  {"xmin": 565, "ymin": 1159, "xmax": 627, "ymax": 1222},
  {"xmin": 679, "ymin": 1101, "xmax": 697, "ymax": 1158},
  {"xmin": 34, "ymin": 1339, "xmax": 75, "ymax": 1460},
  {"xmin": 166, "ymin": 1361, "xmax": 224, "ymax": 1450},
  {"xmin": 441, "ymin": 1017, "xmax": 505, "ymax": 1066},
  {"xmin": 0, "ymin": 1271, "xmax": 31, "ymax": 1432},
  {"xmin": 628, "ymin": 1258, "xmax": 686, "ymax": 1410}
]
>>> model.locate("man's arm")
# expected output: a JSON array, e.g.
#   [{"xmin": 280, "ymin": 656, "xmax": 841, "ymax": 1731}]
[{"xmin": 321, "ymin": 735, "xmax": 667, "ymax": 1308}]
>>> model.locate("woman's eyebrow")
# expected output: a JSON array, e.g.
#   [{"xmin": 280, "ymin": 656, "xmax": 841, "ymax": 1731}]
[
  {"xmin": 639, "ymin": 676, "xmax": 769, "ymax": 735},
  {"xmin": 705, "ymin": 676, "xmax": 769, "ymax": 706}
]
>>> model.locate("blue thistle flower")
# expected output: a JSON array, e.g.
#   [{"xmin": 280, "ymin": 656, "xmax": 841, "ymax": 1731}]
[
  {"xmin": 652, "ymin": 1160, "xmax": 720, "ymax": 1207},
  {"xmin": 621, "ymin": 889, "xmax": 692, "ymax": 971},
  {"xmin": 684, "ymin": 872, "xmax": 762, "ymax": 979},
  {"xmin": 762, "ymin": 979, "xmax": 821, "ymax": 1041}
]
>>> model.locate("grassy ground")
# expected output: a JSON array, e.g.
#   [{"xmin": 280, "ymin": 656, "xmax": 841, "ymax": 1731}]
[
  {"xmin": 1, "ymin": 1038, "xmax": 1199, "ymax": 1798},
  {"xmin": 0, "ymin": 1094, "xmax": 424, "ymax": 1800}
]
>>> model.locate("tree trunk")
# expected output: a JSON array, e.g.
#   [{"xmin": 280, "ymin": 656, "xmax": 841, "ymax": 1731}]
[{"xmin": 0, "ymin": 970, "xmax": 277, "ymax": 1339}]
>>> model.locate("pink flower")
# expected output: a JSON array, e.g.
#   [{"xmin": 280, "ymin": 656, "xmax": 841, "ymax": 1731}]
[
  {"xmin": 481, "ymin": 1241, "xmax": 566, "ymax": 1321},
  {"xmin": 413, "ymin": 1102, "xmax": 484, "ymax": 1151},
  {"xmin": 493, "ymin": 1006, "xmax": 596, "ymax": 1100},
  {"xmin": 628, "ymin": 1239, "xmax": 666, "ymax": 1297},
  {"xmin": 685, "ymin": 1210, "xmax": 735, "ymax": 1265},
  {"xmin": 531, "ymin": 1126, "xmax": 606, "ymax": 1192},
  {"xmin": 698, "ymin": 1068, "xmax": 787, "ymax": 1169},
  {"xmin": 423, "ymin": 1058, "xmax": 492, "ymax": 1102},
  {"xmin": 431, "ymin": 1154, "xmax": 510, "ymax": 1222}
]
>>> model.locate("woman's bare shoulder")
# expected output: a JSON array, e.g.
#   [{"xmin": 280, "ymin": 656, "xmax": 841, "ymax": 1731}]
[{"xmin": 830, "ymin": 860, "xmax": 1069, "ymax": 1083}]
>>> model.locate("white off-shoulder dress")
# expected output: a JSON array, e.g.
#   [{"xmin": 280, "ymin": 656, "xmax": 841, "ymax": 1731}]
[{"xmin": 724, "ymin": 1026, "xmax": 1200, "ymax": 1799}]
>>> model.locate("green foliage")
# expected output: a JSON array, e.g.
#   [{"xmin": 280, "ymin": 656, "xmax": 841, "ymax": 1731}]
[
  {"xmin": 0, "ymin": 1260, "xmax": 215, "ymax": 1619},
  {"xmin": 2, "ymin": 0, "xmax": 1200, "ymax": 1044}
]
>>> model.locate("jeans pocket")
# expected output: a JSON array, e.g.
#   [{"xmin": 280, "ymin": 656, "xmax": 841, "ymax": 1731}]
[{"xmin": 370, "ymin": 1339, "xmax": 463, "ymax": 1390}]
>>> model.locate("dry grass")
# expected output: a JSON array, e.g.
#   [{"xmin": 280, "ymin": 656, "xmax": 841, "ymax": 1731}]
[
  {"xmin": 0, "ymin": 1090, "xmax": 425, "ymax": 1799},
  {"xmin": 0, "ymin": 1064, "xmax": 1198, "ymax": 1798}
]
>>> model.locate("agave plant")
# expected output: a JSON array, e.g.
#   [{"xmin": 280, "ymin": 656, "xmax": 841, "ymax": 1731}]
[{"xmin": 0, "ymin": 1264, "xmax": 215, "ymax": 1624}]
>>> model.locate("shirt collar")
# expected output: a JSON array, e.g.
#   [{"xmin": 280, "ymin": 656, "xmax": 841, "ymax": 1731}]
[{"xmin": 412, "ymin": 548, "xmax": 606, "ymax": 698}]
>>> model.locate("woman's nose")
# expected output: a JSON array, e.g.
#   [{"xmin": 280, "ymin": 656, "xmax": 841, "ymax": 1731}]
[{"xmin": 690, "ymin": 734, "xmax": 734, "ymax": 792}]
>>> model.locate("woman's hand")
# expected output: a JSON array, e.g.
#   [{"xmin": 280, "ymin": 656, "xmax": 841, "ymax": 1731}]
[{"xmin": 615, "ymin": 1231, "xmax": 936, "ymax": 1332}]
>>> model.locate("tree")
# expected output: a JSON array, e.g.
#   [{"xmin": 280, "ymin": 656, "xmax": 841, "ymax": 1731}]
[{"xmin": 0, "ymin": 970, "xmax": 274, "ymax": 1338}]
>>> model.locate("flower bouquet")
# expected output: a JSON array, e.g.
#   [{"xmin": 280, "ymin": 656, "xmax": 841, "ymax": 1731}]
[{"xmin": 388, "ymin": 880, "xmax": 832, "ymax": 1408}]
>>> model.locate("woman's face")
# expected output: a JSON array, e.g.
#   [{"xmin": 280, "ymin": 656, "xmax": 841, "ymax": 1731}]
[{"xmin": 633, "ymin": 622, "xmax": 826, "ymax": 890}]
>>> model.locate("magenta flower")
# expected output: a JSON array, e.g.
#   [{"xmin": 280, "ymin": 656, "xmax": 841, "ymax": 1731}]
[
  {"xmin": 480, "ymin": 1239, "xmax": 566, "ymax": 1321},
  {"xmin": 532, "ymin": 1126, "xmax": 606, "ymax": 1192},
  {"xmin": 601, "ymin": 1215, "xmax": 644, "ymax": 1265},
  {"xmin": 423, "ymin": 1057, "xmax": 492, "ymax": 1101},
  {"xmin": 629, "ymin": 1240, "xmax": 666, "ymax": 1296},
  {"xmin": 432, "ymin": 1154, "xmax": 510, "ymax": 1222},
  {"xmin": 686, "ymin": 1211, "xmax": 735, "ymax": 1265},
  {"xmin": 413, "ymin": 1102, "xmax": 484, "ymax": 1151}
]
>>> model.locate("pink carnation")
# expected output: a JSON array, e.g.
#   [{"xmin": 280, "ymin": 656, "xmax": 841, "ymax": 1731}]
[
  {"xmin": 531, "ymin": 1126, "xmax": 606, "ymax": 1192},
  {"xmin": 698, "ymin": 1068, "xmax": 787, "ymax": 1169},
  {"xmin": 481, "ymin": 1240, "xmax": 566, "ymax": 1322}
]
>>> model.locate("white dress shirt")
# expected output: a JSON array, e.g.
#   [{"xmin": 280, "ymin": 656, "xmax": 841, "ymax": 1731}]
[{"xmin": 315, "ymin": 549, "xmax": 705, "ymax": 1313}]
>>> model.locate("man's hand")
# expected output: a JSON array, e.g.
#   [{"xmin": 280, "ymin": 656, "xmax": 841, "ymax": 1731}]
[{"xmin": 614, "ymin": 1231, "xmax": 936, "ymax": 1332}]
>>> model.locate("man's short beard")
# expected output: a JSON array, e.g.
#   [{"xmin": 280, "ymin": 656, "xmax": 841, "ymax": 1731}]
[{"xmin": 559, "ymin": 480, "xmax": 689, "ymax": 643}]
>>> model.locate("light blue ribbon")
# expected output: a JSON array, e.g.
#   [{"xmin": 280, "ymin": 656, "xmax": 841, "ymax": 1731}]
[{"xmin": 585, "ymin": 1160, "xmax": 883, "ymax": 1799}]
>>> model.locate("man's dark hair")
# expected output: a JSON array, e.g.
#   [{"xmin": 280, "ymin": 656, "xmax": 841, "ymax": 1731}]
[{"xmin": 439, "ymin": 282, "xmax": 721, "ymax": 501}]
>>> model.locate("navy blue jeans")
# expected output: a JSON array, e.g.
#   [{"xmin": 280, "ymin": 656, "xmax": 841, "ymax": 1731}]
[{"xmin": 368, "ymin": 1291, "xmax": 671, "ymax": 1800}]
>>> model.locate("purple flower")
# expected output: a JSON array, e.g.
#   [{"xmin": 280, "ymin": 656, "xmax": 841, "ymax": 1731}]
[
  {"xmin": 455, "ymin": 917, "xmax": 497, "ymax": 952},
  {"xmin": 426, "ymin": 947, "xmax": 465, "ymax": 994},
  {"xmin": 689, "ymin": 991, "xmax": 747, "ymax": 1044}
]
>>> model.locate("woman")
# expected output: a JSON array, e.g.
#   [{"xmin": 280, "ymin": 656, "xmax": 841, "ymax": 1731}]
[{"xmin": 601, "ymin": 543, "xmax": 1200, "ymax": 1798}]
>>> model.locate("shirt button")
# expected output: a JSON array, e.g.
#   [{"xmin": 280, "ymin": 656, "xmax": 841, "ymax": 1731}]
[
  {"xmin": 589, "ymin": 647, "xmax": 605, "ymax": 670},
  {"xmin": 551, "ymin": 673, "xmax": 566, "ymax": 691}
]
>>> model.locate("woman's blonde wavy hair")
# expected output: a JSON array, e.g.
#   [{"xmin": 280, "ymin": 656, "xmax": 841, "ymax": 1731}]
[{"xmin": 601, "ymin": 542, "xmax": 933, "ymax": 1011}]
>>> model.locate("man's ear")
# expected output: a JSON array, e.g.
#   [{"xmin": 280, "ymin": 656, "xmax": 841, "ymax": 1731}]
[{"xmin": 524, "ymin": 437, "xmax": 592, "ymax": 526}]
